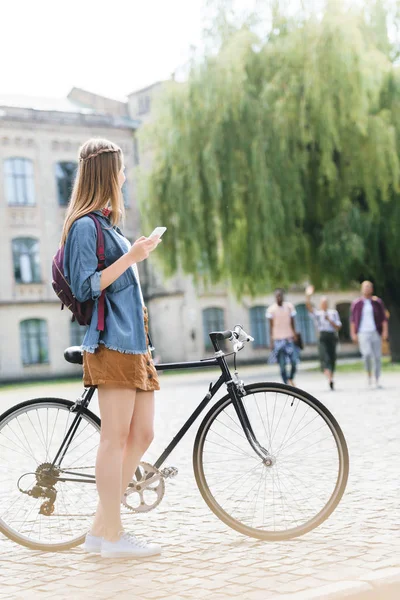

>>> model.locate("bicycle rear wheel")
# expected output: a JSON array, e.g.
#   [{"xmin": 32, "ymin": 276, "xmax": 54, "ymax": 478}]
[
  {"xmin": 193, "ymin": 382, "xmax": 349, "ymax": 541},
  {"xmin": 0, "ymin": 398, "xmax": 100, "ymax": 551}
]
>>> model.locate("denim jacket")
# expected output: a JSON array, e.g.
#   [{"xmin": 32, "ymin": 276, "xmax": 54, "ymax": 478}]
[{"xmin": 63, "ymin": 211, "xmax": 148, "ymax": 354}]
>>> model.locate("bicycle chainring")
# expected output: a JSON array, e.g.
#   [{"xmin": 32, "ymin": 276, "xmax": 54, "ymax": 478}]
[{"xmin": 121, "ymin": 461, "xmax": 165, "ymax": 513}]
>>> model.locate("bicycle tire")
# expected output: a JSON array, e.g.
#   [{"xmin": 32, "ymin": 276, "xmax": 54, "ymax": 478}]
[
  {"xmin": 193, "ymin": 382, "xmax": 349, "ymax": 541},
  {"xmin": 0, "ymin": 397, "xmax": 100, "ymax": 551}
]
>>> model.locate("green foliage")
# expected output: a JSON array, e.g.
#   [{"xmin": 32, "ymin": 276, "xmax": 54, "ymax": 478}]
[{"xmin": 141, "ymin": 0, "xmax": 400, "ymax": 303}]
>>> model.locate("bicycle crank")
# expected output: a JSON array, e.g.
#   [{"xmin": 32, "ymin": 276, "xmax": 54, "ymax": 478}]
[
  {"xmin": 122, "ymin": 461, "xmax": 164, "ymax": 513},
  {"xmin": 122, "ymin": 462, "xmax": 179, "ymax": 513}
]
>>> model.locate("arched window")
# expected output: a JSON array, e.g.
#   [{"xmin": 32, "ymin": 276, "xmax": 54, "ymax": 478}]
[
  {"xmin": 55, "ymin": 161, "xmax": 77, "ymax": 206},
  {"xmin": 250, "ymin": 306, "xmax": 270, "ymax": 348},
  {"xmin": 336, "ymin": 302, "xmax": 351, "ymax": 342},
  {"xmin": 12, "ymin": 238, "xmax": 41, "ymax": 283},
  {"xmin": 295, "ymin": 303, "xmax": 317, "ymax": 345},
  {"xmin": 202, "ymin": 308, "xmax": 225, "ymax": 350},
  {"xmin": 4, "ymin": 158, "xmax": 35, "ymax": 205},
  {"xmin": 70, "ymin": 320, "xmax": 88, "ymax": 346},
  {"xmin": 20, "ymin": 319, "xmax": 49, "ymax": 365}
]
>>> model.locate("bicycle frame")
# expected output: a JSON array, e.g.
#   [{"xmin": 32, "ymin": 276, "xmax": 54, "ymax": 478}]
[{"xmin": 50, "ymin": 335, "xmax": 271, "ymax": 487}]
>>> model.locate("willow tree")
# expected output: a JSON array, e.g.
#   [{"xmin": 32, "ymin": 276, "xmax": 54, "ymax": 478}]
[{"xmin": 141, "ymin": 0, "xmax": 400, "ymax": 361}]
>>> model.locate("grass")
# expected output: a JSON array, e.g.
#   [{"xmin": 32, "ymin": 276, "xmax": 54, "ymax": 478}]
[
  {"xmin": 0, "ymin": 377, "xmax": 82, "ymax": 392},
  {"xmin": 309, "ymin": 357, "xmax": 400, "ymax": 373}
]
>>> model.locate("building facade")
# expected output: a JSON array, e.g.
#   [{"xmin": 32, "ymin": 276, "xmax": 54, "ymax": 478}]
[
  {"xmin": 0, "ymin": 86, "xmax": 357, "ymax": 382},
  {"xmin": 0, "ymin": 92, "xmax": 140, "ymax": 381}
]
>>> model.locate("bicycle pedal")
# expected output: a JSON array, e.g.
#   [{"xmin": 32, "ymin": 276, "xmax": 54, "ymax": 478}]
[{"xmin": 160, "ymin": 466, "xmax": 179, "ymax": 479}]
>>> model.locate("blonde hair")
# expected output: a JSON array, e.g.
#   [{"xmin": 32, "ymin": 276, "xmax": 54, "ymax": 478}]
[{"xmin": 60, "ymin": 138, "xmax": 125, "ymax": 245}]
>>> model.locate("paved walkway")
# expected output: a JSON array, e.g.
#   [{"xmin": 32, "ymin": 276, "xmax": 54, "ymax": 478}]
[{"xmin": 0, "ymin": 364, "xmax": 399, "ymax": 599}]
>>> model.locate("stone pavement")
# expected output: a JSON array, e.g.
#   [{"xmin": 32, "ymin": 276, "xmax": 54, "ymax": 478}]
[{"xmin": 0, "ymin": 363, "xmax": 399, "ymax": 600}]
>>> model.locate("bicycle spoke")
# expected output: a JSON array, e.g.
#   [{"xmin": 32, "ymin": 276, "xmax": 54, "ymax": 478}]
[
  {"xmin": 205, "ymin": 434, "xmax": 258, "ymax": 460},
  {"xmin": 270, "ymin": 394, "xmax": 290, "ymax": 449},
  {"xmin": 0, "ymin": 401, "xmax": 100, "ymax": 548},
  {"xmin": 198, "ymin": 385, "xmax": 347, "ymax": 539}
]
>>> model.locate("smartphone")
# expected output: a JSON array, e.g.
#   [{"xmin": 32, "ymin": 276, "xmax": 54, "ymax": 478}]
[{"xmin": 149, "ymin": 227, "xmax": 167, "ymax": 239}]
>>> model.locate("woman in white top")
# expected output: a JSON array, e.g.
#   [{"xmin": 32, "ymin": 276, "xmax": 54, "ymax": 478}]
[{"xmin": 306, "ymin": 285, "xmax": 342, "ymax": 390}]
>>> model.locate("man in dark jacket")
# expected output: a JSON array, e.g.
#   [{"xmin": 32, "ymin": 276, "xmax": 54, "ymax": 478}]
[{"xmin": 350, "ymin": 281, "xmax": 389, "ymax": 388}]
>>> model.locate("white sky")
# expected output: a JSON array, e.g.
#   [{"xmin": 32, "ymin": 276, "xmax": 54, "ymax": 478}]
[
  {"xmin": 0, "ymin": 0, "xmax": 210, "ymax": 101},
  {"xmin": 2, "ymin": 1, "xmax": 390, "ymax": 102}
]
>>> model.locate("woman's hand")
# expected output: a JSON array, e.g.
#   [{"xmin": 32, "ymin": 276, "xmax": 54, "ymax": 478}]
[
  {"xmin": 127, "ymin": 236, "xmax": 161, "ymax": 264},
  {"xmin": 305, "ymin": 284, "xmax": 314, "ymax": 296}
]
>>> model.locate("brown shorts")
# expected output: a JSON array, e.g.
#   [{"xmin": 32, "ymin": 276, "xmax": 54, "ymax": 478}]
[{"xmin": 83, "ymin": 308, "xmax": 160, "ymax": 391}]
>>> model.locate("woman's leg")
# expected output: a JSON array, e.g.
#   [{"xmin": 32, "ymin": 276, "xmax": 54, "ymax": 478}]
[
  {"xmin": 90, "ymin": 386, "xmax": 136, "ymax": 541},
  {"xmin": 120, "ymin": 391, "xmax": 155, "ymax": 497},
  {"xmin": 91, "ymin": 391, "xmax": 155, "ymax": 537},
  {"xmin": 330, "ymin": 336, "xmax": 338, "ymax": 378},
  {"xmin": 321, "ymin": 333, "xmax": 335, "ymax": 384}
]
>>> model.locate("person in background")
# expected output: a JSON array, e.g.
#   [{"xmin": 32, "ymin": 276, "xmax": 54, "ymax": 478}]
[
  {"xmin": 305, "ymin": 285, "xmax": 342, "ymax": 390},
  {"xmin": 350, "ymin": 281, "xmax": 389, "ymax": 389},
  {"xmin": 267, "ymin": 289, "xmax": 300, "ymax": 386}
]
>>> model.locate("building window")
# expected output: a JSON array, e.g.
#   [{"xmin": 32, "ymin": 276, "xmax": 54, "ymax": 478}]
[
  {"xmin": 12, "ymin": 238, "xmax": 41, "ymax": 283},
  {"xmin": 336, "ymin": 302, "xmax": 351, "ymax": 342},
  {"xmin": 295, "ymin": 303, "xmax": 317, "ymax": 345},
  {"xmin": 203, "ymin": 308, "xmax": 225, "ymax": 350},
  {"xmin": 20, "ymin": 319, "xmax": 49, "ymax": 365},
  {"xmin": 55, "ymin": 161, "xmax": 77, "ymax": 206},
  {"xmin": 133, "ymin": 138, "xmax": 140, "ymax": 166},
  {"xmin": 4, "ymin": 158, "xmax": 35, "ymax": 205},
  {"xmin": 138, "ymin": 95, "xmax": 151, "ymax": 115},
  {"xmin": 70, "ymin": 320, "xmax": 88, "ymax": 346},
  {"xmin": 250, "ymin": 306, "xmax": 270, "ymax": 348}
]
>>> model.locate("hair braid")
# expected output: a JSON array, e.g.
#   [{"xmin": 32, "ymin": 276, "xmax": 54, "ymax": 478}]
[{"xmin": 79, "ymin": 147, "xmax": 120, "ymax": 162}]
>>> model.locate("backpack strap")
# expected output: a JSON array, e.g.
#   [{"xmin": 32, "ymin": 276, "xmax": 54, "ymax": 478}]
[{"xmin": 87, "ymin": 214, "xmax": 106, "ymax": 332}]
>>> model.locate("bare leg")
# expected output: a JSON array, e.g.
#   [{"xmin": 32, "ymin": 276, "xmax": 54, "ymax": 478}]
[
  {"xmin": 121, "ymin": 391, "xmax": 155, "ymax": 497},
  {"xmin": 91, "ymin": 391, "xmax": 155, "ymax": 536},
  {"xmin": 90, "ymin": 386, "xmax": 136, "ymax": 542}
]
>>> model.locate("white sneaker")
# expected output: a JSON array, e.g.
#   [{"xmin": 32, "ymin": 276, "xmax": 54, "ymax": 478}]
[
  {"xmin": 83, "ymin": 533, "xmax": 103, "ymax": 553},
  {"xmin": 101, "ymin": 531, "xmax": 162, "ymax": 558}
]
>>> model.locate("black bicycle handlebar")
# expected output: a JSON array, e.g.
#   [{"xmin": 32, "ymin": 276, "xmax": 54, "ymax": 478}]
[{"xmin": 212, "ymin": 330, "xmax": 234, "ymax": 341}]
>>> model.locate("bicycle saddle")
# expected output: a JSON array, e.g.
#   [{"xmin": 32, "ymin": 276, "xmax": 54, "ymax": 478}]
[{"xmin": 64, "ymin": 346, "xmax": 83, "ymax": 365}]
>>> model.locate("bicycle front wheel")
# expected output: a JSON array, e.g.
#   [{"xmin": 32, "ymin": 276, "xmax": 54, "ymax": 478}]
[
  {"xmin": 193, "ymin": 383, "xmax": 349, "ymax": 541},
  {"xmin": 0, "ymin": 398, "xmax": 100, "ymax": 551}
]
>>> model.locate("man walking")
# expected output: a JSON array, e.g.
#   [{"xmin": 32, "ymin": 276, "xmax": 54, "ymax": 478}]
[
  {"xmin": 350, "ymin": 281, "xmax": 389, "ymax": 388},
  {"xmin": 267, "ymin": 289, "xmax": 300, "ymax": 386}
]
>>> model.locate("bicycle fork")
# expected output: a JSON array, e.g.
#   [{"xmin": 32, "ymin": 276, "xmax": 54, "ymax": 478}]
[{"xmin": 227, "ymin": 381, "xmax": 274, "ymax": 466}]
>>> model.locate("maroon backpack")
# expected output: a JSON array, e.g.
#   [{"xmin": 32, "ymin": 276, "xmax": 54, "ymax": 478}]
[{"xmin": 52, "ymin": 214, "xmax": 106, "ymax": 331}]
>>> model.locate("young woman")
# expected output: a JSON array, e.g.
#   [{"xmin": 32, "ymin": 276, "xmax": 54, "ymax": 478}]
[
  {"xmin": 61, "ymin": 138, "xmax": 162, "ymax": 558},
  {"xmin": 305, "ymin": 285, "xmax": 342, "ymax": 390}
]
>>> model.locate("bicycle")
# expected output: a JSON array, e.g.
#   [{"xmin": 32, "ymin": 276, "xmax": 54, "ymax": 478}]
[{"xmin": 0, "ymin": 325, "xmax": 349, "ymax": 551}]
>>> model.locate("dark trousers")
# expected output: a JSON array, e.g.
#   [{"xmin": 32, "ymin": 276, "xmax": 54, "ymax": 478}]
[
  {"xmin": 319, "ymin": 331, "xmax": 338, "ymax": 373},
  {"xmin": 277, "ymin": 348, "xmax": 297, "ymax": 384}
]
